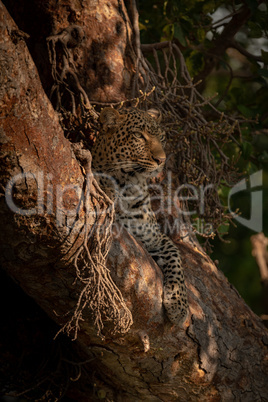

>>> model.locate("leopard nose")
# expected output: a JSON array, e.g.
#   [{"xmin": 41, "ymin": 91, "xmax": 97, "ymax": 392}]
[{"xmin": 153, "ymin": 156, "xmax": 166, "ymax": 165}]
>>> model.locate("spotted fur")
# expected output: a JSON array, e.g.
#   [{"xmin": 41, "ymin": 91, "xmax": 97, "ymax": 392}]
[{"xmin": 92, "ymin": 108, "xmax": 188, "ymax": 325}]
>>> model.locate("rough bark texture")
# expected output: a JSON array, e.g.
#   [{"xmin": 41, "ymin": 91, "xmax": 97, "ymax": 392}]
[
  {"xmin": 0, "ymin": 0, "xmax": 94, "ymax": 324},
  {"xmin": 0, "ymin": 1, "xmax": 268, "ymax": 401},
  {"xmin": 4, "ymin": 0, "xmax": 135, "ymax": 103}
]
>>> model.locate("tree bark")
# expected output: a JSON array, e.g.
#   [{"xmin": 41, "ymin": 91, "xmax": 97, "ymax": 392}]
[
  {"xmin": 0, "ymin": 1, "xmax": 268, "ymax": 401},
  {"xmin": 4, "ymin": 0, "xmax": 135, "ymax": 103}
]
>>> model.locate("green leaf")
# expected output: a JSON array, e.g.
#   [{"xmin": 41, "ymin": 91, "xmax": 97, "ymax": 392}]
[
  {"xmin": 185, "ymin": 50, "xmax": 204, "ymax": 76},
  {"xmin": 218, "ymin": 223, "xmax": 230, "ymax": 235},
  {"xmin": 261, "ymin": 50, "xmax": 268, "ymax": 65},
  {"xmin": 203, "ymin": 1, "xmax": 216, "ymax": 14},
  {"xmin": 218, "ymin": 185, "xmax": 231, "ymax": 199},
  {"xmin": 244, "ymin": 0, "xmax": 259, "ymax": 12},
  {"xmin": 197, "ymin": 28, "xmax": 206, "ymax": 42},
  {"xmin": 258, "ymin": 151, "xmax": 268, "ymax": 163},
  {"xmin": 248, "ymin": 21, "xmax": 262, "ymax": 38},
  {"xmin": 174, "ymin": 23, "xmax": 187, "ymax": 46},
  {"xmin": 258, "ymin": 68, "xmax": 268, "ymax": 78},
  {"xmin": 163, "ymin": 0, "xmax": 168, "ymax": 16},
  {"xmin": 241, "ymin": 142, "xmax": 253, "ymax": 159},
  {"xmin": 237, "ymin": 104, "xmax": 254, "ymax": 118},
  {"xmin": 162, "ymin": 23, "xmax": 174, "ymax": 41},
  {"xmin": 139, "ymin": 22, "xmax": 147, "ymax": 31}
]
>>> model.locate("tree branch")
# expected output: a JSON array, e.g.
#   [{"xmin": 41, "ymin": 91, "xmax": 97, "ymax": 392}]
[
  {"xmin": 228, "ymin": 40, "xmax": 264, "ymax": 62},
  {"xmin": 195, "ymin": 4, "xmax": 252, "ymax": 87},
  {"xmin": 141, "ymin": 41, "xmax": 170, "ymax": 53}
]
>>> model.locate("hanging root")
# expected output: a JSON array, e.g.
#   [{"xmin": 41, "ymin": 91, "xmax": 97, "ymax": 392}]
[
  {"xmin": 57, "ymin": 147, "xmax": 133, "ymax": 339},
  {"xmin": 47, "ymin": 25, "xmax": 133, "ymax": 338},
  {"xmin": 46, "ymin": 25, "xmax": 98, "ymax": 119}
]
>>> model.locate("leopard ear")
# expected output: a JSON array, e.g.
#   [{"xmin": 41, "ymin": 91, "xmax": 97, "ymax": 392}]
[
  {"xmin": 147, "ymin": 108, "xmax": 162, "ymax": 123},
  {"xmin": 99, "ymin": 108, "xmax": 122, "ymax": 129}
]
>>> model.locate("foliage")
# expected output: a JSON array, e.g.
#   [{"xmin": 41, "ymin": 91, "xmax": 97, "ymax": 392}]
[
  {"xmin": 139, "ymin": 1, "xmax": 268, "ymax": 160},
  {"xmin": 139, "ymin": 0, "xmax": 268, "ymax": 314}
]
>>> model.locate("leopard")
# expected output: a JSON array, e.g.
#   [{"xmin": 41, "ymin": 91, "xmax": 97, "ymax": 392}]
[{"xmin": 91, "ymin": 107, "xmax": 188, "ymax": 326}]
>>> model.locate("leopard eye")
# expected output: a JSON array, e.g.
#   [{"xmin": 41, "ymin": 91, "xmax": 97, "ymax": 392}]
[{"xmin": 133, "ymin": 131, "xmax": 144, "ymax": 139}]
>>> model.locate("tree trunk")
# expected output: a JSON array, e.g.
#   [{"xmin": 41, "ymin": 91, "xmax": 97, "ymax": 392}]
[
  {"xmin": 4, "ymin": 0, "xmax": 135, "ymax": 103},
  {"xmin": 0, "ymin": 1, "xmax": 268, "ymax": 401}
]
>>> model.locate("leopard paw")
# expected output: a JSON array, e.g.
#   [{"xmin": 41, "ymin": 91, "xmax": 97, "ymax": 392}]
[{"xmin": 163, "ymin": 284, "xmax": 188, "ymax": 326}]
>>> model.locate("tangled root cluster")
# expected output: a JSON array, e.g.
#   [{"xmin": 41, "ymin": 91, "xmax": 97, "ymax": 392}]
[
  {"xmin": 56, "ymin": 146, "xmax": 133, "ymax": 339},
  {"xmin": 47, "ymin": 27, "xmax": 133, "ymax": 338}
]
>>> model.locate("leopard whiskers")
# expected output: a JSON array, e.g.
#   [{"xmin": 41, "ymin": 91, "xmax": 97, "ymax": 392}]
[
  {"xmin": 103, "ymin": 159, "xmax": 157, "ymax": 172},
  {"xmin": 99, "ymin": 161, "xmax": 141, "ymax": 172}
]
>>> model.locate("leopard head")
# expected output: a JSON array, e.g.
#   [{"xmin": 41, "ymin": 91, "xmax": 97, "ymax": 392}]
[{"xmin": 92, "ymin": 108, "xmax": 166, "ymax": 178}]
